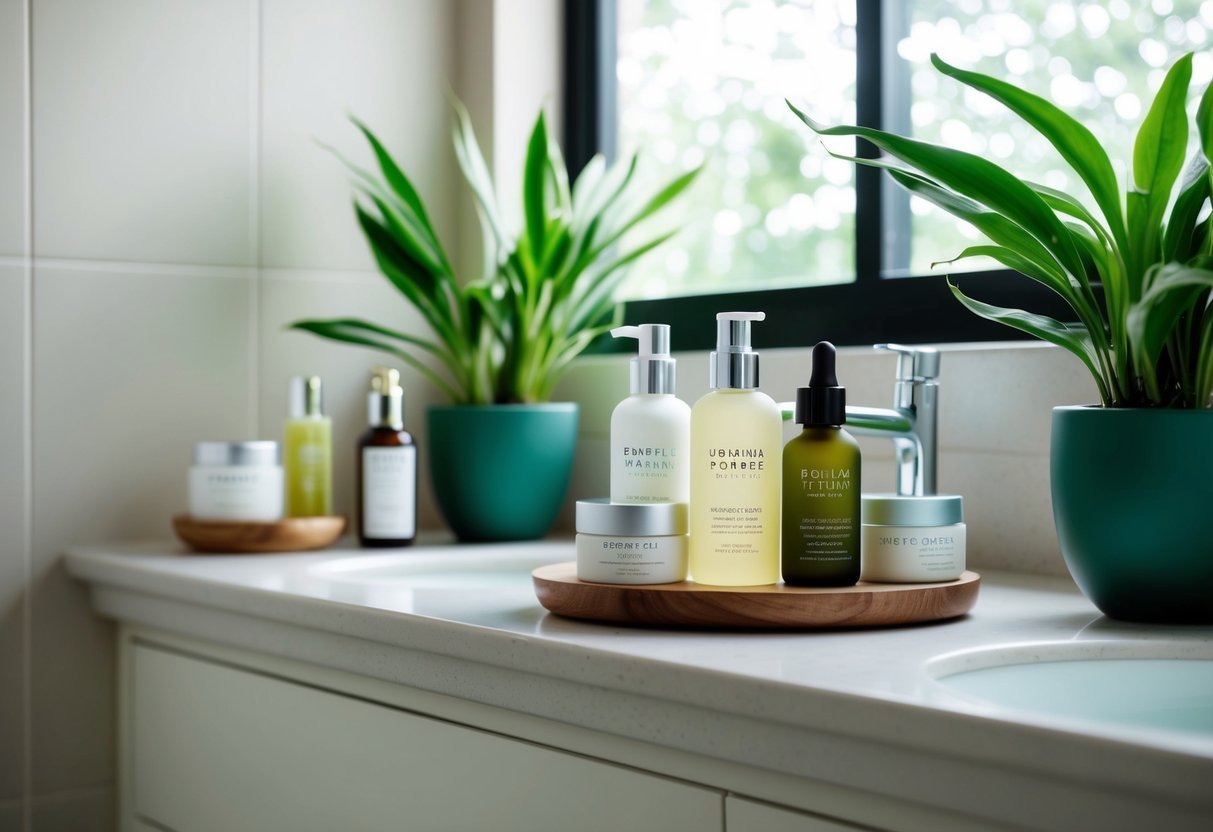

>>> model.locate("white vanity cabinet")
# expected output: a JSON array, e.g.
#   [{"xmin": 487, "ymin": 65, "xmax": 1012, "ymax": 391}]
[
  {"xmin": 74, "ymin": 545, "xmax": 1210, "ymax": 832},
  {"xmin": 129, "ymin": 642, "xmax": 723, "ymax": 832}
]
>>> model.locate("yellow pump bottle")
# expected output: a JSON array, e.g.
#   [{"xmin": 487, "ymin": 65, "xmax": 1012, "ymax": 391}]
[{"xmin": 689, "ymin": 312, "xmax": 782, "ymax": 586}]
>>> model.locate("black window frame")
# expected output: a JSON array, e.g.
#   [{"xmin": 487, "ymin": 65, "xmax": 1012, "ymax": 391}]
[{"xmin": 564, "ymin": 0, "xmax": 1084, "ymax": 351}]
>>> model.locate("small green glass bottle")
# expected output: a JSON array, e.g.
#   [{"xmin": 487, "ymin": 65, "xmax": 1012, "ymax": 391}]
[{"xmin": 782, "ymin": 342, "xmax": 861, "ymax": 586}]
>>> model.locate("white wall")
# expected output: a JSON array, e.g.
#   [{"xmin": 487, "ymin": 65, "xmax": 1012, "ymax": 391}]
[{"xmin": 0, "ymin": 1, "xmax": 469, "ymax": 827}]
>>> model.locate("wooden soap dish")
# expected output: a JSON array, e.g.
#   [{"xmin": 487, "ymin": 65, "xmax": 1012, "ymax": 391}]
[
  {"xmin": 533, "ymin": 562, "xmax": 979, "ymax": 629},
  {"xmin": 172, "ymin": 514, "xmax": 346, "ymax": 554}
]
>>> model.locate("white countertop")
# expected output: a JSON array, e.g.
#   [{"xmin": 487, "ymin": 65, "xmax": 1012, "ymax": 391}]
[{"xmin": 66, "ymin": 537, "xmax": 1213, "ymax": 831}]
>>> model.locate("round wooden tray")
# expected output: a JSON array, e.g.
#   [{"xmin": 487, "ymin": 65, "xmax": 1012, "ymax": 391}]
[
  {"xmin": 533, "ymin": 562, "xmax": 980, "ymax": 629},
  {"xmin": 172, "ymin": 514, "xmax": 346, "ymax": 554}
]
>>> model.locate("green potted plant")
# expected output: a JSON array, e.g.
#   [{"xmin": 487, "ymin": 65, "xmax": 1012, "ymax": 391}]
[
  {"xmin": 791, "ymin": 53, "xmax": 1213, "ymax": 623},
  {"xmin": 291, "ymin": 105, "xmax": 698, "ymax": 542}
]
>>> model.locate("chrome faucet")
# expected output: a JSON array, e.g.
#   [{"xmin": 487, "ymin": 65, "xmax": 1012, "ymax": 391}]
[{"xmin": 781, "ymin": 344, "xmax": 940, "ymax": 497}]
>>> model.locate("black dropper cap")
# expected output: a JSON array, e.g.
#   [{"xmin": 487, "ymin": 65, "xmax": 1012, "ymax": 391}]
[{"xmin": 795, "ymin": 341, "xmax": 846, "ymax": 427}]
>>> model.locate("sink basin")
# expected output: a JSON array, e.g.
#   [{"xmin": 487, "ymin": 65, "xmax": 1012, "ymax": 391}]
[
  {"xmin": 925, "ymin": 641, "xmax": 1213, "ymax": 740},
  {"xmin": 308, "ymin": 541, "xmax": 571, "ymax": 590}
]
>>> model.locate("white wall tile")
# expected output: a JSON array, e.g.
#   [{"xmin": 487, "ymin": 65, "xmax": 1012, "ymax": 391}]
[
  {"xmin": 0, "ymin": 267, "xmax": 27, "ymax": 805},
  {"xmin": 32, "ymin": 267, "xmax": 253, "ymax": 794},
  {"xmin": 940, "ymin": 451, "xmax": 1067, "ymax": 577},
  {"xmin": 260, "ymin": 0, "xmax": 457, "ymax": 271},
  {"xmin": 937, "ymin": 344, "xmax": 1098, "ymax": 456},
  {"xmin": 32, "ymin": 0, "xmax": 252, "ymax": 265},
  {"xmin": 0, "ymin": 0, "xmax": 26, "ymax": 256},
  {"xmin": 258, "ymin": 272, "xmax": 446, "ymax": 531}
]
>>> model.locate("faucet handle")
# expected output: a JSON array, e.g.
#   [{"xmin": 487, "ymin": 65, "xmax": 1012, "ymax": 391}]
[{"xmin": 875, "ymin": 343, "xmax": 941, "ymax": 381}]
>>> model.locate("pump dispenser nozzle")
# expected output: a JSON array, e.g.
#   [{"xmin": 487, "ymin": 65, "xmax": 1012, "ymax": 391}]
[
  {"xmin": 368, "ymin": 366, "xmax": 404, "ymax": 428},
  {"xmin": 612, "ymin": 324, "xmax": 676, "ymax": 394},
  {"xmin": 710, "ymin": 311, "xmax": 765, "ymax": 389}
]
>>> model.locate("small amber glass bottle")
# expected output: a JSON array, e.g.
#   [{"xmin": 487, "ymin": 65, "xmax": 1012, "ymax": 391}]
[
  {"xmin": 782, "ymin": 342, "xmax": 861, "ymax": 586},
  {"xmin": 357, "ymin": 367, "xmax": 417, "ymax": 547}
]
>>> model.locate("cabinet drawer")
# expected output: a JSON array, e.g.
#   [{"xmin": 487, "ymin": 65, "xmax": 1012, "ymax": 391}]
[{"xmin": 133, "ymin": 645, "xmax": 720, "ymax": 832}]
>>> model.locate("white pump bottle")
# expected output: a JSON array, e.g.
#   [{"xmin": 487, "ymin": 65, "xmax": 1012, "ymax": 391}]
[{"xmin": 609, "ymin": 324, "xmax": 691, "ymax": 504}]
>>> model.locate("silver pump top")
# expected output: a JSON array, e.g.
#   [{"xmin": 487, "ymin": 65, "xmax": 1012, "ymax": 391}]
[
  {"xmin": 710, "ymin": 311, "xmax": 764, "ymax": 389},
  {"xmin": 288, "ymin": 375, "xmax": 324, "ymax": 419},
  {"xmin": 611, "ymin": 323, "xmax": 676, "ymax": 395},
  {"xmin": 367, "ymin": 366, "xmax": 404, "ymax": 428}
]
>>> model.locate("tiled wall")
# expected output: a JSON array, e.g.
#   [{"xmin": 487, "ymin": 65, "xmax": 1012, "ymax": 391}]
[{"xmin": 0, "ymin": 1, "xmax": 463, "ymax": 827}]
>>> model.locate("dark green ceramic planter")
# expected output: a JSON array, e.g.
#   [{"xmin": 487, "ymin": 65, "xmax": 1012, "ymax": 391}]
[
  {"xmin": 1051, "ymin": 405, "xmax": 1213, "ymax": 624},
  {"xmin": 426, "ymin": 403, "xmax": 578, "ymax": 542}
]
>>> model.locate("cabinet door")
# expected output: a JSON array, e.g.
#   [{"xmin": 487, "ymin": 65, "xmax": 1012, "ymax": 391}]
[
  {"xmin": 132, "ymin": 645, "xmax": 721, "ymax": 832},
  {"xmin": 727, "ymin": 796, "xmax": 872, "ymax": 832}
]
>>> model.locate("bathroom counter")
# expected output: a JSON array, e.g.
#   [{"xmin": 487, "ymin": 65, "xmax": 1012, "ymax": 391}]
[{"xmin": 66, "ymin": 539, "xmax": 1213, "ymax": 832}]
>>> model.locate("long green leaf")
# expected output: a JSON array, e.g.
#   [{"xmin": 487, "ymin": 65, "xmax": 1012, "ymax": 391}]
[
  {"xmin": 1029, "ymin": 182, "xmax": 1114, "ymax": 252},
  {"xmin": 571, "ymin": 154, "xmax": 606, "ymax": 216},
  {"xmin": 882, "ymin": 168, "xmax": 1075, "ymax": 297},
  {"xmin": 355, "ymin": 205, "xmax": 465, "ymax": 356},
  {"xmin": 523, "ymin": 112, "xmax": 550, "ymax": 270},
  {"xmin": 931, "ymin": 53, "xmax": 1127, "ymax": 254},
  {"xmin": 1197, "ymin": 78, "xmax": 1213, "ymax": 162},
  {"xmin": 1163, "ymin": 156, "xmax": 1211, "ymax": 263},
  {"xmin": 1128, "ymin": 53, "xmax": 1193, "ymax": 285},
  {"xmin": 587, "ymin": 165, "xmax": 701, "ymax": 259},
  {"xmin": 563, "ymin": 230, "xmax": 677, "ymax": 334},
  {"xmin": 932, "ymin": 245, "xmax": 1056, "ymax": 279},
  {"xmin": 451, "ymin": 97, "xmax": 510, "ymax": 277},
  {"xmin": 288, "ymin": 318, "xmax": 462, "ymax": 402},
  {"xmin": 948, "ymin": 280, "xmax": 1110, "ymax": 404},
  {"xmin": 322, "ymin": 139, "xmax": 455, "ymax": 279},
  {"xmin": 367, "ymin": 193, "xmax": 450, "ymax": 283},
  {"xmin": 789, "ymin": 99, "xmax": 1088, "ymax": 282},
  {"xmin": 1195, "ymin": 303, "xmax": 1213, "ymax": 407},
  {"xmin": 350, "ymin": 117, "xmax": 452, "ymax": 272},
  {"xmin": 1127, "ymin": 263, "xmax": 1213, "ymax": 400}
]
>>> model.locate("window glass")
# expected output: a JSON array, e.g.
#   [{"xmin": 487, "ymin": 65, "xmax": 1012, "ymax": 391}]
[
  {"xmin": 613, "ymin": 0, "xmax": 1213, "ymax": 297},
  {"xmin": 616, "ymin": 0, "xmax": 858, "ymax": 300},
  {"xmin": 887, "ymin": 0, "xmax": 1213, "ymax": 276}
]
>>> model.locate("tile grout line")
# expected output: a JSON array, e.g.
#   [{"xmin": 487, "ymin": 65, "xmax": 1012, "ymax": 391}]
[
  {"xmin": 249, "ymin": 0, "xmax": 262, "ymax": 438},
  {"xmin": 0, "ymin": 255, "xmax": 383, "ymax": 284},
  {"xmin": 21, "ymin": 0, "xmax": 32, "ymax": 827}
]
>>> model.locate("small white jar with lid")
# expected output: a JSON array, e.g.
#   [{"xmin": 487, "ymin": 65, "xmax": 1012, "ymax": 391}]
[
  {"xmin": 576, "ymin": 498, "xmax": 688, "ymax": 585},
  {"xmin": 189, "ymin": 441, "xmax": 284, "ymax": 522},
  {"xmin": 860, "ymin": 494, "xmax": 966, "ymax": 583}
]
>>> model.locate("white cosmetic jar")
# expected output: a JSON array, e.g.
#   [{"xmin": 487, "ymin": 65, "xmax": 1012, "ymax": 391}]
[
  {"xmin": 860, "ymin": 494, "xmax": 965, "ymax": 583},
  {"xmin": 189, "ymin": 441, "xmax": 284, "ymax": 522},
  {"xmin": 576, "ymin": 498, "xmax": 688, "ymax": 585}
]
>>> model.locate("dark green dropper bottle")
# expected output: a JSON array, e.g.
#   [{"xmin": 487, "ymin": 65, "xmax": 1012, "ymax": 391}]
[{"xmin": 781, "ymin": 341, "xmax": 862, "ymax": 586}]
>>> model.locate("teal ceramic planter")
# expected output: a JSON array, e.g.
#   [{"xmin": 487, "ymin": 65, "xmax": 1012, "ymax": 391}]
[
  {"xmin": 427, "ymin": 404, "xmax": 578, "ymax": 542},
  {"xmin": 1051, "ymin": 406, "xmax": 1213, "ymax": 624}
]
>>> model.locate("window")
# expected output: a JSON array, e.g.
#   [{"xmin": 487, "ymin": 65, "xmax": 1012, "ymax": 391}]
[{"xmin": 565, "ymin": 0, "xmax": 1213, "ymax": 349}]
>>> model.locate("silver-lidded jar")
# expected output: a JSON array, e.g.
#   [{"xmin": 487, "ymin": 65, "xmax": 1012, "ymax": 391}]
[
  {"xmin": 859, "ymin": 494, "xmax": 966, "ymax": 582},
  {"xmin": 575, "ymin": 498, "xmax": 688, "ymax": 584},
  {"xmin": 188, "ymin": 441, "xmax": 284, "ymax": 522}
]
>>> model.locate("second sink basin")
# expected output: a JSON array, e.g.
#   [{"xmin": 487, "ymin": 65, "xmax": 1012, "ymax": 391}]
[{"xmin": 925, "ymin": 641, "xmax": 1213, "ymax": 742}]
